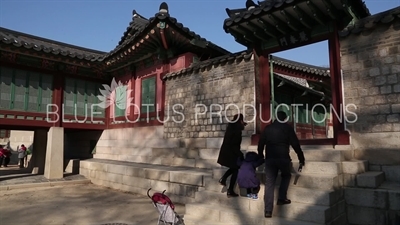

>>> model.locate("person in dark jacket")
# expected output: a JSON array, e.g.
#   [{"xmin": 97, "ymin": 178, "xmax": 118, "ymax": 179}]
[
  {"xmin": 2, "ymin": 146, "xmax": 11, "ymax": 167},
  {"xmin": 237, "ymin": 151, "xmax": 264, "ymax": 200},
  {"xmin": 257, "ymin": 111, "xmax": 305, "ymax": 218},
  {"xmin": 217, "ymin": 113, "xmax": 247, "ymax": 197}
]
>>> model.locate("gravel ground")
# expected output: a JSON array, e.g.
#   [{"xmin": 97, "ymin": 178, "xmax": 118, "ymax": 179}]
[{"xmin": 0, "ymin": 184, "xmax": 185, "ymax": 225}]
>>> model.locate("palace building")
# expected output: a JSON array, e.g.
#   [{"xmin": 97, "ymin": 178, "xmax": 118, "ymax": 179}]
[{"xmin": 1, "ymin": 1, "xmax": 399, "ymax": 224}]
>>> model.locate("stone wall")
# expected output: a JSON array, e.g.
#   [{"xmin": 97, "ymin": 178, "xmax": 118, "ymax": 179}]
[
  {"xmin": 341, "ymin": 18, "xmax": 400, "ymax": 168},
  {"xmin": 164, "ymin": 57, "xmax": 255, "ymax": 149}
]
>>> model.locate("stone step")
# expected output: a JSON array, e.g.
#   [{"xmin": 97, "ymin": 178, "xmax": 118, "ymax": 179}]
[
  {"xmin": 289, "ymin": 149, "xmax": 354, "ymax": 162},
  {"xmin": 196, "ymin": 186, "xmax": 343, "ymax": 208},
  {"xmin": 80, "ymin": 158, "xmax": 212, "ymax": 186},
  {"xmin": 183, "ymin": 214, "xmax": 321, "ymax": 225},
  {"xmin": 356, "ymin": 171, "xmax": 385, "ymax": 188},
  {"xmin": 80, "ymin": 158, "xmax": 213, "ymax": 204},
  {"xmin": 185, "ymin": 199, "xmax": 345, "ymax": 224},
  {"xmin": 207, "ymin": 172, "xmax": 342, "ymax": 191},
  {"xmin": 213, "ymin": 161, "xmax": 344, "ymax": 178}
]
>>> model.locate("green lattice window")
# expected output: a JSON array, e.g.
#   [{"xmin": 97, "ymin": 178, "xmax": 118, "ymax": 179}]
[
  {"xmin": 114, "ymin": 85, "xmax": 127, "ymax": 117},
  {"xmin": 64, "ymin": 78, "xmax": 104, "ymax": 118},
  {"xmin": 141, "ymin": 76, "xmax": 156, "ymax": 113},
  {"xmin": 0, "ymin": 67, "xmax": 53, "ymax": 112},
  {"xmin": 312, "ymin": 104, "xmax": 326, "ymax": 126}
]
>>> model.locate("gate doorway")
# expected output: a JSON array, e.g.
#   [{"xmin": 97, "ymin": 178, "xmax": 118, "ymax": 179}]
[{"xmin": 223, "ymin": 0, "xmax": 370, "ymax": 145}]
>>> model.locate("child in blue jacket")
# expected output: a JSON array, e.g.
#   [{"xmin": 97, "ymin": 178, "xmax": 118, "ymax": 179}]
[{"xmin": 237, "ymin": 151, "xmax": 265, "ymax": 200}]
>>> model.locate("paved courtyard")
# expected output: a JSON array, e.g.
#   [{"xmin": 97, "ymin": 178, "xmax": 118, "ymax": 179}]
[{"xmin": 0, "ymin": 182, "xmax": 185, "ymax": 225}]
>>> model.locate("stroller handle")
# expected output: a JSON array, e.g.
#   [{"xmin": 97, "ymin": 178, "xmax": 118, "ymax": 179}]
[{"xmin": 147, "ymin": 188, "xmax": 167, "ymax": 199}]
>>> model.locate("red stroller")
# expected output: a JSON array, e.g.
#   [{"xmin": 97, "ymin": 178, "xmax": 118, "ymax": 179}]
[{"xmin": 147, "ymin": 188, "xmax": 184, "ymax": 225}]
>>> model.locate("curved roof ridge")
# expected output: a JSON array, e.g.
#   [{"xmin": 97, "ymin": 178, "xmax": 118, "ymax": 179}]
[
  {"xmin": 0, "ymin": 26, "xmax": 105, "ymax": 55},
  {"xmin": 270, "ymin": 55, "xmax": 330, "ymax": 71},
  {"xmin": 117, "ymin": 9, "xmax": 150, "ymax": 46},
  {"xmin": 339, "ymin": 6, "xmax": 400, "ymax": 37}
]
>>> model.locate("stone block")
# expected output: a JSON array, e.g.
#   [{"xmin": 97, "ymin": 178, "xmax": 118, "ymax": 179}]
[
  {"xmin": 170, "ymin": 171, "xmax": 204, "ymax": 186},
  {"xmin": 199, "ymin": 148, "xmax": 219, "ymax": 160},
  {"xmin": 357, "ymin": 171, "xmax": 385, "ymax": 188},
  {"xmin": 369, "ymin": 68, "xmax": 381, "ymax": 76},
  {"xmin": 342, "ymin": 160, "xmax": 367, "ymax": 174},
  {"xmin": 79, "ymin": 168, "xmax": 89, "ymax": 177},
  {"xmin": 382, "ymin": 165, "xmax": 400, "ymax": 182},
  {"xmin": 380, "ymin": 86, "xmax": 392, "ymax": 94},
  {"xmin": 394, "ymin": 84, "xmax": 400, "ymax": 93},
  {"xmin": 388, "ymin": 190, "xmax": 400, "ymax": 211},
  {"xmin": 345, "ymin": 188, "xmax": 388, "ymax": 209},
  {"xmin": 88, "ymin": 162, "xmax": 107, "ymax": 172},
  {"xmin": 174, "ymin": 148, "xmax": 199, "ymax": 158},
  {"xmin": 106, "ymin": 164, "xmax": 126, "ymax": 175},
  {"xmin": 392, "ymin": 104, "xmax": 400, "ymax": 113},
  {"xmin": 197, "ymin": 159, "xmax": 221, "ymax": 168},
  {"xmin": 387, "ymin": 114, "xmax": 400, "ymax": 122},
  {"xmin": 180, "ymin": 138, "xmax": 206, "ymax": 148},
  {"xmin": 144, "ymin": 169, "xmax": 170, "ymax": 182},
  {"xmin": 125, "ymin": 166, "xmax": 145, "ymax": 177},
  {"xmin": 343, "ymin": 174, "xmax": 357, "ymax": 187},
  {"xmin": 347, "ymin": 205, "xmax": 387, "ymax": 225},
  {"xmin": 388, "ymin": 74, "xmax": 398, "ymax": 84},
  {"xmin": 169, "ymin": 183, "xmax": 198, "ymax": 198},
  {"xmin": 206, "ymin": 138, "xmax": 223, "ymax": 148},
  {"xmin": 122, "ymin": 175, "xmax": 150, "ymax": 189}
]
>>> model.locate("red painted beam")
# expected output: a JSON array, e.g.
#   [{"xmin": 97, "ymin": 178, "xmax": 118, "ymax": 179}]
[{"xmin": 328, "ymin": 23, "xmax": 350, "ymax": 145}]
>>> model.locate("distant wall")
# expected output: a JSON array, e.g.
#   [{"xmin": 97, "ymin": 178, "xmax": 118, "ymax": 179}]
[
  {"xmin": 341, "ymin": 16, "xmax": 400, "ymax": 168},
  {"xmin": 163, "ymin": 55, "xmax": 255, "ymax": 150}
]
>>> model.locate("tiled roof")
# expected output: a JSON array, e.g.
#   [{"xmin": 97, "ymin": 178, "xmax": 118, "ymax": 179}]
[
  {"xmin": 276, "ymin": 73, "xmax": 309, "ymax": 87},
  {"xmin": 223, "ymin": 0, "xmax": 370, "ymax": 31},
  {"xmin": 339, "ymin": 6, "xmax": 400, "ymax": 37},
  {"xmin": 0, "ymin": 27, "xmax": 105, "ymax": 62},
  {"xmin": 118, "ymin": 10, "xmax": 149, "ymax": 46},
  {"xmin": 163, "ymin": 50, "xmax": 330, "ymax": 80},
  {"xmin": 163, "ymin": 50, "xmax": 252, "ymax": 80},
  {"xmin": 275, "ymin": 72, "xmax": 325, "ymax": 97},
  {"xmin": 104, "ymin": 4, "xmax": 230, "ymax": 61},
  {"xmin": 270, "ymin": 55, "xmax": 330, "ymax": 77}
]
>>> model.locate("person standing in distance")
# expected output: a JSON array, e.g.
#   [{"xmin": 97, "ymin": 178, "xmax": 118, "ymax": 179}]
[
  {"xmin": 257, "ymin": 111, "xmax": 305, "ymax": 218},
  {"xmin": 217, "ymin": 113, "xmax": 247, "ymax": 197}
]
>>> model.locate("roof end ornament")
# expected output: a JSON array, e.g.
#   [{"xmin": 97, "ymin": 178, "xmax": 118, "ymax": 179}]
[
  {"xmin": 246, "ymin": 0, "xmax": 258, "ymax": 10},
  {"xmin": 159, "ymin": 2, "xmax": 169, "ymax": 14}
]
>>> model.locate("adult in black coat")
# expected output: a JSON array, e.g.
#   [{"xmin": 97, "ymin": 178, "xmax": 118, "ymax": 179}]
[
  {"xmin": 217, "ymin": 113, "xmax": 247, "ymax": 197},
  {"xmin": 257, "ymin": 111, "xmax": 305, "ymax": 218}
]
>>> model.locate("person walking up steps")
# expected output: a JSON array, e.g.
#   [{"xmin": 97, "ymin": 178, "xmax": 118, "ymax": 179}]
[
  {"xmin": 237, "ymin": 151, "xmax": 264, "ymax": 200},
  {"xmin": 257, "ymin": 111, "xmax": 305, "ymax": 218},
  {"xmin": 217, "ymin": 113, "xmax": 247, "ymax": 198}
]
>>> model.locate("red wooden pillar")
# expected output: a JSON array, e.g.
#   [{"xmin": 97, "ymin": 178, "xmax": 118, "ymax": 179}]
[
  {"xmin": 328, "ymin": 23, "xmax": 350, "ymax": 145},
  {"xmin": 51, "ymin": 75, "xmax": 64, "ymax": 127},
  {"xmin": 251, "ymin": 49, "xmax": 272, "ymax": 145}
]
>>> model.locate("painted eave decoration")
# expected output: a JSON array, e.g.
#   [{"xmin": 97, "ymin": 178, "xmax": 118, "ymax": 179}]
[
  {"xmin": 223, "ymin": 0, "xmax": 371, "ymax": 47},
  {"xmin": 102, "ymin": 2, "xmax": 231, "ymax": 69}
]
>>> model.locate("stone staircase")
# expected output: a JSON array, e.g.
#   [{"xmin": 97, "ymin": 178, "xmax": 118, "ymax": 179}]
[
  {"xmin": 183, "ymin": 146, "xmax": 369, "ymax": 225},
  {"xmin": 78, "ymin": 144, "xmax": 399, "ymax": 225}
]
